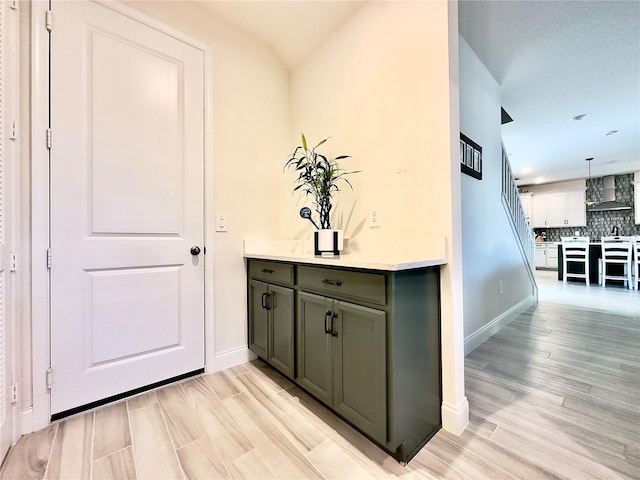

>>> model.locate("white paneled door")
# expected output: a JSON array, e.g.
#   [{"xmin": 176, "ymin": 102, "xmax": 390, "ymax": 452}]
[
  {"xmin": 0, "ymin": 0, "xmax": 16, "ymax": 459},
  {"xmin": 50, "ymin": 1, "xmax": 205, "ymax": 416}
]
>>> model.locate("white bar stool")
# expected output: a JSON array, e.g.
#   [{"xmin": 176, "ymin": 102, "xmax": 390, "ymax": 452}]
[
  {"xmin": 632, "ymin": 236, "xmax": 640, "ymax": 291},
  {"xmin": 600, "ymin": 236, "xmax": 633, "ymax": 289},
  {"xmin": 561, "ymin": 236, "xmax": 590, "ymax": 286}
]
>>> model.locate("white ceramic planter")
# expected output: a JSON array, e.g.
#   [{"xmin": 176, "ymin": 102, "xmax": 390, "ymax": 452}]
[{"xmin": 314, "ymin": 229, "xmax": 344, "ymax": 255}]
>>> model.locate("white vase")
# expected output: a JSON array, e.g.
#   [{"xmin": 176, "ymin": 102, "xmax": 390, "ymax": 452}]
[{"xmin": 314, "ymin": 229, "xmax": 344, "ymax": 255}]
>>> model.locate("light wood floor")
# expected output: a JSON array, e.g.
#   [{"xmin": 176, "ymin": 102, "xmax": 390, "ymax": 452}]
[{"xmin": 2, "ymin": 271, "xmax": 639, "ymax": 479}]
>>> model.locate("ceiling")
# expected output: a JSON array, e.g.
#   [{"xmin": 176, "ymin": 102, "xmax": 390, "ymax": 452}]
[
  {"xmin": 195, "ymin": 1, "xmax": 365, "ymax": 68},
  {"xmin": 458, "ymin": 0, "xmax": 640, "ymax": 186},
  {"xmin": 194, "ymin": 0, "xmax": 639, "ymax": 187}
]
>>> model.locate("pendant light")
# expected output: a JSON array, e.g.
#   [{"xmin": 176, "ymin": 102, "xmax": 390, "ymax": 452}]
[{"xmin": 585, "ymin": 158, "xmax": 596, "ymax": 206}]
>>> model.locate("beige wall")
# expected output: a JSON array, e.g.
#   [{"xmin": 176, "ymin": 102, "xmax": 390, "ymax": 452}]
[
  {"xmin": 290, "ymin": 1, "xmax": 456, "ymax": 250},
  {"xmin": 290, "ymin": 0, "xmax": 468, "ymax": 432}
]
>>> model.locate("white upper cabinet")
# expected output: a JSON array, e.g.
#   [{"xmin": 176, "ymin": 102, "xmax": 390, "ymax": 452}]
[
  {"xmin": 565, "ymin": 190, "xmax": 587, "ymax": 227},
  {"xmin": 519, "ymin": 192, "xmax": 533, "ymax": 224},
  {"xmin": 545, "ymin": 192, "xmax": 566, "ymax": 227},
  {"xmin": 531, "ymin": 190, "xmax": 586, "ymax": 228}
]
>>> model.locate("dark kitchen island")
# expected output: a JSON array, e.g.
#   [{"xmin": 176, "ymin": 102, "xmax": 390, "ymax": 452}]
[{"xmin": 557, "ymin": 243, "xmax": 625, "ymax": 285}]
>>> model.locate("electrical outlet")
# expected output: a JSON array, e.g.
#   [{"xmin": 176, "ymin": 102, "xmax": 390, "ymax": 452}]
[
  {"xmin": 369, "ymin": 209, "xmax": 380, "ymax": 228},
  {"xmin": 216, "ymin": 214, "xmax": 227, "ymax": 232},
  {"xmin": 499, "ymin": 281, "xmax": 504, "ymax": 294}
]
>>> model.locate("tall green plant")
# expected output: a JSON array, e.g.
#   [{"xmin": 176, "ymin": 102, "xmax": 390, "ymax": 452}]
[{"xmin": 284, "ymin": 134, "xmax": 359, "ymax": 230}]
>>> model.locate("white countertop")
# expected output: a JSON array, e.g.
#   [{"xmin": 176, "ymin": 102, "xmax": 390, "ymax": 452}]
[{"xmin": 243, "ymin": 238, "xmax": 447, "ymax": 271}]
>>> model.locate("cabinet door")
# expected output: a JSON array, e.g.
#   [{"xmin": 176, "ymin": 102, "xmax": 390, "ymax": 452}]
[
  {"xmin": 248, "ymin": 280, "xmax": 269, "ymax": 359},
  {"xmin": 519, "ymin": 193, "xmax": 532, "ymax": 224},
  {"xmin": 333, "ymin": 301, "xmax": 387, "ymax": 444},
  {"xmin": 535, "ymin": 247, "xmax": 546, "ymax": 268},
  {"xmin": 565, "ymin": 190, "xmax": 586, "ymax": 226},
  {"xmin": 296, "ymin": 292, "xmax": 333, "ymax": 406},
  {"xmin": 268, "ymin": 284, "xmax": 295, "ymax": 378},
  {"xmin": 545, "ymin": 192, "xmax": 566, "ymax": 227},
  {"xmin": 546, "ymin": 244, "xmax": 559, "ymax": 269},
  {"xmin": 532, "ymin": 194, "xmax": 547, "ymax": 227}
]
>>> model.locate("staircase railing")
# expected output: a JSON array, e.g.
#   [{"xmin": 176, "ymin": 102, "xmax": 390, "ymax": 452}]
[{"xmin": 501, "ymin": 144, "xmax": 537, "ymax": 299}]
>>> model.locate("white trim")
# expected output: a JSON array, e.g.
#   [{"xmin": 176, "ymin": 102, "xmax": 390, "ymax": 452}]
[
  {"xmin": 31, "ymin": 0, "xmax": 215, "ymax": 430},
  {"xmin": 1, "ymin": 0, "xmax": 22, "ymax": 452},
  {"xmin": 31, "ymin": 0, "xmax": 51, "ymax": 432},
  {"xmin": 203, "ymin": 39, "xmax": 216, "ymax": 376},
  {"xmin": 212, "ymin": 347, "xmax": 256, "ymax": 373},
  {"xmin": 464, "ymin": 295, "xmax": 536, "ymax": 356},
  {"xmin": 438, "ymin": 0, "xmax": 469, "ymax": 439},
  {"xmin": 441, "ymin": 396, "xmax": 469, "ymax": 436},
  {"xmin": 20, "ymin": 408, "xmax": 33, "ymax": 436}
]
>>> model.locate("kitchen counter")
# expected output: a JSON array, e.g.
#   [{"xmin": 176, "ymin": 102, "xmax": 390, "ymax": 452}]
[{"xmin": 243, "ymin": 238, "xmax": 447, "ymax": 271}]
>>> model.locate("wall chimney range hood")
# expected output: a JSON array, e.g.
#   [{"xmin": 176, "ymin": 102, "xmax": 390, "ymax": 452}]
[{"xmin": 588, "ymin": 176, "xmax": 631, "ymax": 211}]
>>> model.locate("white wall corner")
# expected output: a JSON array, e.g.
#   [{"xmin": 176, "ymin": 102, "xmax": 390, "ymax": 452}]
[
  {"xmin": 464, "ymin": 294, "xmax": 536, "ymax": 355},
  {"xmin": 441, "ymin": 397, "xmax": 469, "ymax": 435},
  {"xmin": 211, "ymin": 346, "xmax": 256, "ymax": 373}
]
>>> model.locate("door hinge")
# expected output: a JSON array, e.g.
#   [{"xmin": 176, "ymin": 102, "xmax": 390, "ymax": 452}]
[
  {"xmin": 46, "ymin": 128, "xmax": 52, "ymax": 150},
  {"xmin": 47, "ymin": 248, "xmax": 52, "ymax": 269},
  {"xmin": 46, "ymin": 368, "xmax": 53, "ymax": 389},
  {"xmin": 46, "ymin": 10, "xmax": 53, "ymax": 31},
  {"xmin": 10, "ymin": 252, "xmax": 17, "ymax": 272},
  {"xmin": 10, "ymin": 122, "xmax": 18, "ymax": 140},
  {"xmin": 11, "ymin": 384, "xmax": 18, "ymax": 404}
]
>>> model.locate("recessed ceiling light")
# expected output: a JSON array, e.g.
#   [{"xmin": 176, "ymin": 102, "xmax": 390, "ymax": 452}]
[
  {"xmin": 572, "ymin": 114, "xmax": 587, "ymax": 121},
  {"xmin": 605, "ymin": 130, "xmax": 618, "ymax": 136}
]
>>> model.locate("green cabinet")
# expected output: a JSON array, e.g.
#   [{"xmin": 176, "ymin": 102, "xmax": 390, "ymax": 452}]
[
  {"xmin": 247, "ymin": 258, "xmax": 441, "ymax": 464},
  {"xmin": 296, "ymin": 292, "xmax": 333, "ymax": 404},
  {"xmin": 296, "ymin": 292, "xmax": 387, "ymax": 444},
  {"xmin": 248, "ymin": 265, "xmax": 295, "ymax": 378}
]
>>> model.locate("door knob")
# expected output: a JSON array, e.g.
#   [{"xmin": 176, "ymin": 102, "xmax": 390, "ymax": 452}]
[{"xmin": 190, "ymin": 246, "xmax": 201, "ymax": 256}]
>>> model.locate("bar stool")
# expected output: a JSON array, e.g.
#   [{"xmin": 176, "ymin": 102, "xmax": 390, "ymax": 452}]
[
  {"xmin": 561, "ymin": 236, "xmax": 590, "ymax": 285},
  {"xmin": 600, "ymin": 236, "xmax": 633, "ymax": 289},
  {"xmin": 632, "ymin": 236, "xmax": 640, "ymax": 291}
]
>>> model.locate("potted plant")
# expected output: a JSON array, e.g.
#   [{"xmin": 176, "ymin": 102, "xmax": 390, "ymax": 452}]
[{"xmin": 284, "ymin": 133, "xmax": 359, "ymax": 254}]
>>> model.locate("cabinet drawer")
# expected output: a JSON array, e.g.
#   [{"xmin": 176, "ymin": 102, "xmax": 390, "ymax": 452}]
[
  {"xmin": 298, "ymin": 266, "xmax": 386, "ymax": 306},
  {"xmin": 248, "ymin": 260, "xmax": 294, "ymax": 286}
]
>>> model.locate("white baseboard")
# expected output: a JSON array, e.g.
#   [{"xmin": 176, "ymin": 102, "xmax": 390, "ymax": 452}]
[
  {"xmin": 209, "ymin": 346, "xmax": 257, "ymax": 373},
  {"xmin": 441, "ymin": 397, "xmax": 470, "ymax": 435},
  {"xmin": 464, "ymin": 295, "xmax": 536, "ymax": 355},
  {"xmin": 21, "ymin": 407, "xmax": 33, "ymax": 435}
]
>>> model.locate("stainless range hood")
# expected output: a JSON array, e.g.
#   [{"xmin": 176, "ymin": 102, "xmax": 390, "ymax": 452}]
[{"xmin": 589, "ymin": 176, "xmax": 631, "ymax": 211}]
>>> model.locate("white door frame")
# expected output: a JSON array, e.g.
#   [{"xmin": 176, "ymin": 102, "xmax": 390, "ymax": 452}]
[
  {"xmin": 30, "ymin": 0, "xmax": 215, "ymax": 431},
  {"xmin": 1, "ymin": 0, "xmax": 20, "ymax": 452}
]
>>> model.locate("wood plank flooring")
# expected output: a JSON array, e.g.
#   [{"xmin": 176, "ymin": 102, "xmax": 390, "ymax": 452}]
[{"xmin": 2, "ymin": 270, "xmax": 638, "ymax": 479}]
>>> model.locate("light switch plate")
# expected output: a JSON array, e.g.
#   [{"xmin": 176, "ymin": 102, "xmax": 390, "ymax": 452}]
[
  {"xmin": 369, "ymin": 209, "xmax": 381, "ymax": 228},
  {"xmin": 216, "ymin": 214, "xmax": 227, "ymax": 232}
]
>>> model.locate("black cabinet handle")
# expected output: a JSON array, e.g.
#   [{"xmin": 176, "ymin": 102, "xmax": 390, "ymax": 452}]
[
  {"xmin": 324, "ymin": 311, "xmax": 333, "ymax": 334},
  {"xmin": 262, "ymin": 269, "xmax": 274, "ymax": 274},
  {"xmin": 331, "ymin": 312, "xmax": 339, "ymax": 337},
  {"xmin": 321, "ymin": 279, "xmax": 342, "ymax": 286},
  {"xmin": 261, "ymin": 292, "xmax": 272, "ymax": 310}
]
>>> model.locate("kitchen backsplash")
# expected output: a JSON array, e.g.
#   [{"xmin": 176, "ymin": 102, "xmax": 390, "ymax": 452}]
[{"xmin": 534, "ymin": 173, "xmax": 639, "ymax": 242}]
